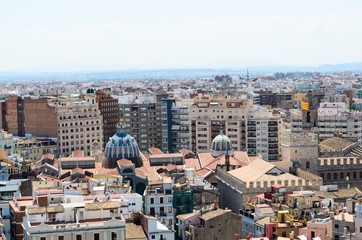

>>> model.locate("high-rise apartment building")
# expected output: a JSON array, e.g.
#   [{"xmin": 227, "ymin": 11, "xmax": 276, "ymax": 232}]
[
  {"xmin": 95, "ymin": 90, "xmax": 120, "ymax": 148},
  {"xmin": 120, "ymin": 102, "xmax": 162, "ymax": 152},
  {"xmin": 189, "ymin": 95, "xmax": 280, "ymax": 161},
  {"xmin": 0, "ymin": 100, "xmax": 6, "ymax": 130},
  {"xmin": 161, "ymin": 98, "xmax": 192, "ymax": 153},
  {"xmin": 57, "ymin": 95, "xmax": 103, "ymax": 156},
  {"xmin": 6, "ymin": 96, "xmax": 25, "ymax": 137}
]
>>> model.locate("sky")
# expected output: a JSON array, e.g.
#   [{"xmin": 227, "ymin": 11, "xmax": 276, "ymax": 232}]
[{"xmin": 1, "ymin": 0, "xmax": 362, "ymax": 71}]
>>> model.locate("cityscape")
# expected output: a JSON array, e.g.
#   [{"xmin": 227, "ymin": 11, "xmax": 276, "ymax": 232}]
[{"xmin": 2, "ymin": 1, "xmax": 362, "ymax": 240}]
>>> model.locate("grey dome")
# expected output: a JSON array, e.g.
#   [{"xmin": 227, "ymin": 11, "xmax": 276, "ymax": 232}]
[
  {"xmin": 210, "ymin": 131, "xmax": 234, "ymax": 158},
  {"xmin": 104, "ymin": 126, "xmax": 142, "ymax": 168}
]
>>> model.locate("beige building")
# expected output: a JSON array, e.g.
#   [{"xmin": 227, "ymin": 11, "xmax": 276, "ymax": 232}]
[
  {"xmin": 14, "ymin": 138, "xmax": 58, "ymax": 162},
  {"xmin": 280, "ymin": 125, "xmax": 319, "ymax": 170},
  {"xmin": 183, "ymin": 208, "xmax": 242, "ymax": 240},
  {"xmin": 57, "ymin": 96, "xmax": 103, "ymax": 157},
  {"xmin": 189, "ymin": 95, "xmax": 280, "ymax": 161}
]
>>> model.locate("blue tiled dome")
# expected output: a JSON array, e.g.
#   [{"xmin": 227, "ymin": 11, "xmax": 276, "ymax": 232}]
[
  {"xmin": 104, "ymin": 125, "xmax": 142, "ymax": 168},
  {"xmin": 210, "ymin": 131, "xmax": 234, "ymax": 158}
]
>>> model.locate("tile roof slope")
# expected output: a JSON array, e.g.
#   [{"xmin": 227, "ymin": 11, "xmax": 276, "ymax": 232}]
[
  {"xmin": 255, "ymin": 216, "xmax": 272, "ymax": 225},
  {"xmin": 117, "ymin": 159, "xmax": 133, "ymax": 166},
  {"xmin": 200, "ymin": 208, "xmax": 228, "ymax": 221},
  {"xmin": 198, "ymin": 151, "xmax": 251, "ymax": 171},
  {"xmin": 148, "ymin": 147, "xmax": 164, "ymax": 155},
  {"xmin": 72, "ymin": 150, "xmax": 85, "ymax": 157},
  {"xmin": 125, "ymin": 223, "xmax": 147, "ymax": 239},
  {"xmin": 85, "ymin": 201, "xmax": 120, "ymax": 210},
  {"xmin": 320, "ymin": 137, "xmax": 356, "ymax": 152},
  {"xmin": 228, "ymin": 158, "xmax": 300, "ymax": 182},
  {"xmin": 177, "ymin": 211, "xmax": 199, "ymax": 221},
  {"xmin": 184, "ymin": 158, "xmax": 201, "ymax": 170},
  {"xmin": 315, "ymin": 187, "xmax": 362, "ymax": 199}
]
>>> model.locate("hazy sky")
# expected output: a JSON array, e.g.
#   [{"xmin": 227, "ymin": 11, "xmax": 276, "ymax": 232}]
[{"xmin": 1, "ymin": 0, "xmax": 362, "ymax": 71}]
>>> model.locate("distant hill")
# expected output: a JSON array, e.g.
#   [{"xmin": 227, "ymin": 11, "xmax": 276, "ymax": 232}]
[{"xmin": 316, "ymin": 62, "xmax": 362, "ymax": 72}]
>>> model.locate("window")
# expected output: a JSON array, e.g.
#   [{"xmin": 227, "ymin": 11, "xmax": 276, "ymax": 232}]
[
  {"xmin": 58, "ymin": 237, "xmax": 64, "ymax": 240},
  {"xmin": 94, "ymin": 233, "xmax": 100, "ymax": 240},
  {"xmin": 306, "ymin": 161, "xmax": 310, "ymax": 169},
  {"xmin": 151, "ymin": 235, "xmax": 155, "ymax": 239},
  {"xmin": 168, "ymin": 196, "xmax": 172, "ymax": 202},
  {"xmin": 160, "ymin": 197, "xmax": 163, "ymax": 204},
  {"xmin": 111, "ymin": 232, "xmax": 117, "ymax": 240},
  {"xmin": 168, "ymin": 206, "xmax": 172, "ymax": 213},
  {"xmin": 41, "ymin": 238, "xmax": 46, "ymax": 240},
  {"xmin": 76, "ymin": 235, "xmax": 82, "ymax": 240},
  {"xmin": 150, "ymin": 198, "xmax": 154, "ymax": 204},
  {"xmin": 335, "ymin": 224, "xmax": 339, "ymax": 228}
]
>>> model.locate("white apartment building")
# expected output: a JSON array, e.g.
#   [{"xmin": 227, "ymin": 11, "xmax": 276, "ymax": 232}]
[
  {"xmin": 315, "ymin": 108, "xmax": 362, "ymax": 144},
  {"xmin": 57, "ymin": 95, "xmax": 103, "ymax": 157},
  {"xmin": 22, "ymin": 194, "xmax": 126, "ymax": 240},
  {"xmin": 144, "ymin": 177, "xmax": 174, "ymax": 230},
  {"xmin": 189, "ymin": 95, "xmax": 281, "ymax": 161},
  {"xmin": 0, "ymin": 129, "xmax": 14, "ymax": 156}
]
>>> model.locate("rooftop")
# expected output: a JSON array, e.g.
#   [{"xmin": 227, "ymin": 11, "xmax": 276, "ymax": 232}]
[
  {"xmin": 200, "ymin": 208, "xmax": 230, "ymax": 221},
  {"xmin": 320, "ymin": 137, "xmax": 356, "ymax": 152},
  {"xmin": 125, "ymin": 223, "xmax": 147, "ymax": 239}
]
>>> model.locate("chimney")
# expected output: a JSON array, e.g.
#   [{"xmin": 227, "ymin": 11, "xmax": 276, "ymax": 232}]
[
  {"xmin": 234, "ymin": 234, "xmax": 239, "ymax": 240},
  {"xmin": 290, "ymin": 231, "xmax": 294, "ymax": 240},
  {"xmin": 246, "ymin": 233, "xmax": 252, "ymax": 240},
  {"xmin": 213, "ymin": 202, "xmax": 218, "ymax": 210}
]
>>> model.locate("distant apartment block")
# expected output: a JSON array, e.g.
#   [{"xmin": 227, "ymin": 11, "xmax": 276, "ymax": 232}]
[
  {"xmin": 120, "ymin": 102, "xmax": 162, "ymax": 152},
  {"xmin": 95, "ymin": 89, "xmax": 120, "ymax": 148},
  {"xmin": 189, "ymin": 95, "xmax": 280, "ymax": 161},
  {"xmin": 14, "ymin": 138, "xmax": 58, "ymax": 161},
  {"xmin": 6, "ymin": 96, "xmax": 25, "ymax": 137},
  {"xmin": 161, "ymin": 98, "xmax": 192, "ymax": 153},
  {"xmin": 57, "ymin": 95, "xmax": 103, "ymax": 156}
]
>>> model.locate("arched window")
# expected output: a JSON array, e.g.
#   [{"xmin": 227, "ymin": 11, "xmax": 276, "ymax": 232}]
[
  {"xmin": 327, "ymin": 173, "xmax": 331, "ymax": 180},
  {"xmin": 347, "ymin": 172, "xmax": 351, "ymax": 179},
  {"xmin": 340, "ymin": 172, "xmax": 344, "ymax": 179},
  {"xmin": 306, "ymin": 161, "xmax": 310, "ymax": 169},
  {"xmin": 353, "ymin": 172, "xmax": 357, "ymax": 179},
  {"xmin": 320, "ymin": 173, "xmax": 325, "ymax": 180},
  {"xmin": 360, "ymin": 172, "xmax": 362, "ymax": 179},
  {"xmin": 334, "ymin": 172, "xmax": 338, "ymax": 179}
]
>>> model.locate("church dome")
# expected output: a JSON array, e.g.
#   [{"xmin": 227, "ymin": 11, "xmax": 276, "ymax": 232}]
[
  {"xmin": 104, "ymin": 125, "xmax": 142, "ymax": 168},
  {"xmin": 210, "ymin": 131, "xmax": 234, "ymax": 158},
  {"xmin": 86, "ymin": 88, "xmax": 95, "ymax": 94}
]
